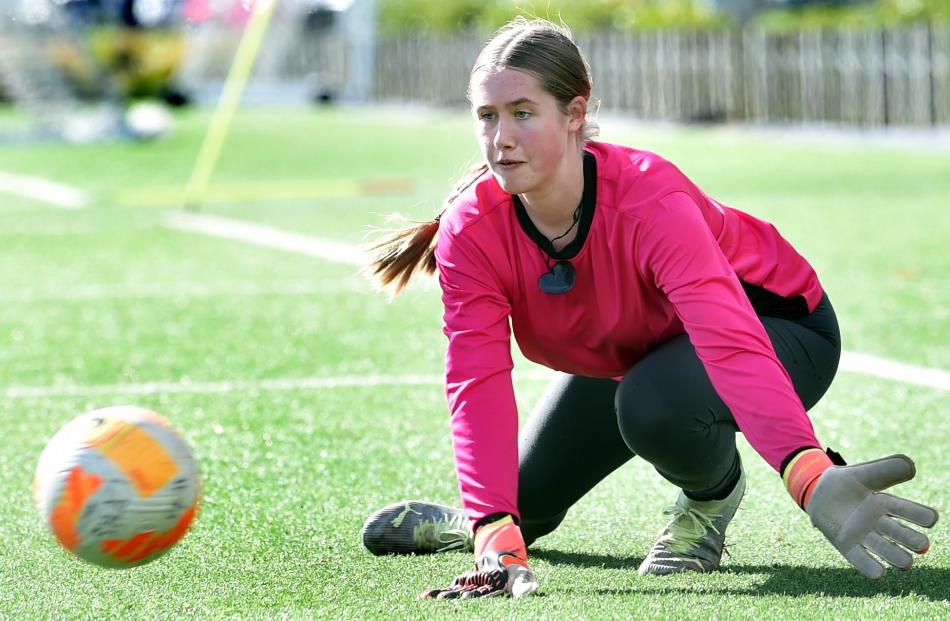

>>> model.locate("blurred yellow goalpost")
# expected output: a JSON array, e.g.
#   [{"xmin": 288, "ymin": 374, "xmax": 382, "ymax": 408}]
[{"xmin": 183, "ymin": 0, "xmax": 280, "ymax": 211}]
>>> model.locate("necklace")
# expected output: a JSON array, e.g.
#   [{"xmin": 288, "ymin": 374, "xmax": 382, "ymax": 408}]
[
  {"xmin": 548, "ymin": 203, "xmax": 582, "ymax": 247},
  {"xmin": 536, "ymin": 202, "xmax": 582, "ymax": 295}
]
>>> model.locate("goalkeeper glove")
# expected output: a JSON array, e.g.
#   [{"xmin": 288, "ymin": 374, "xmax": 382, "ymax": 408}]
[
  {"xmin": 785, "ymin": 449, "xmax": 939, "ymax": 579},
  {"xmin": 421, "ymin": 515, "xmax": 539, "ymax": 599}
]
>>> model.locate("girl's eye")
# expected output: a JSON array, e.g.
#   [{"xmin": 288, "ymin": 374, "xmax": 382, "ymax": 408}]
[
  {"xmin": 514, "ymin": 110, "xmax": 531, "ymax": 119},
  {"xmin": 479, "ymin": 112, "xmax": 496, "ymax": 121}
]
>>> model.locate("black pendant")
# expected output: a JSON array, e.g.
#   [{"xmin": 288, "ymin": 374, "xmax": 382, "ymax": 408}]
[{"xmin": 538, "ymin": 261, "xmax": 576, "ymax": 295}]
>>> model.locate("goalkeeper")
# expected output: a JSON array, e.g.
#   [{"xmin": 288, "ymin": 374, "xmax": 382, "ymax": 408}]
[{"xmin": 361, "ymin": 17, "xmax": 939, "ymax": 599}]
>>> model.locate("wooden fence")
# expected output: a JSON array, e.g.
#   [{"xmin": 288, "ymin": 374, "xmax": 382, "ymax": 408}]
[
  {"xmin": 373, "ymin": 24, "xmax": 950, "ymax": 127},
  {"xmin": 16, "ymin": 21, "xmax": 944, "ymax": 128}
]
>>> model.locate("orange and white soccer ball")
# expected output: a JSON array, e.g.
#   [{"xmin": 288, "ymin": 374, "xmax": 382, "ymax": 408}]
[{"xmin": 34, "ymin": 406, "xmax": 200, "ymax": 568}]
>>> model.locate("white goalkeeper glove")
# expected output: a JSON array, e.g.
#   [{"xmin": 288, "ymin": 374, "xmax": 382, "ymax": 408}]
[{"xmin": 785, "ymin": 449, "xmax": 939, "ymax": 579}]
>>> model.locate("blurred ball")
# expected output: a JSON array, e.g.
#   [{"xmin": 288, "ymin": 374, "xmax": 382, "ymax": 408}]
[
  {"xmin": 124, "ymin": 102, "xmax": 174, "ymax": 140},
  {"xmin": 34, "ymin": 406, "xmax": 200, "ymax": 569}
]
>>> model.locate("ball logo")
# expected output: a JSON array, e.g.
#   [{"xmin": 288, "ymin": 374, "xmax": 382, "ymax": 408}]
[{"xmin": 80, "ymin": 415, "xmax": 126, "ymax": 447}]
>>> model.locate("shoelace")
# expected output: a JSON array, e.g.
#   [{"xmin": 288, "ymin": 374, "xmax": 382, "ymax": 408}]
[
  {"xmin": 389, "ymin": 502, "xmax": 472, "ymax": 552},
  {"xmin": 657, "ymin": 504, "xmax": 722, "ymax": 555},
  {"xmin": 413, "ymin": 514, "xmax": 471, "ymax": 553}
]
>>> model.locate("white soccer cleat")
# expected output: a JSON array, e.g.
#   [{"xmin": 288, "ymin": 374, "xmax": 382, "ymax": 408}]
[{"xmin": 639, "ymin": 466, "xmax": 746, "ymax": 575}]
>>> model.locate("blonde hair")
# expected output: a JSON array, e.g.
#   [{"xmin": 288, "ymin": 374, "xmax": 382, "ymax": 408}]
[{"xmin": 364, "ymin": 17, "xmax": 598, "ymax": 296}]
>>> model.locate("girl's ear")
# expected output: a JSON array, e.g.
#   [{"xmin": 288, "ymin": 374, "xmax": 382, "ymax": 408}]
[{"xmin": 566, "ymin": 96, "xmax": 588, "ymax": 133}]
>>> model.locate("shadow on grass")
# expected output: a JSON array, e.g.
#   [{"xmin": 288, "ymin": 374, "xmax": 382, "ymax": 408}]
[
  {"xmin": 531, "ymin": 549, "xmax": 949, "ymax": 602},
  {"xmin": 531, "ymin": 548, "xmax": 644, "ymax": 570}
]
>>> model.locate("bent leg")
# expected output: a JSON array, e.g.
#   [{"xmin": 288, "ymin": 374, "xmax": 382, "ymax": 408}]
[
  {"xmin": 616, "ymin": 296, "xmax": 841, "ymax": 497},
  {"xmin": 616, "ymin": 334, "xmax": 742, "ymax": 498}
]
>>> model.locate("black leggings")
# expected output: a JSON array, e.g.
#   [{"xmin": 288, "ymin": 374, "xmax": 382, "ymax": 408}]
[{"xmin": 517, "ymin": 294, "xmax": 841, "ymax": 546}]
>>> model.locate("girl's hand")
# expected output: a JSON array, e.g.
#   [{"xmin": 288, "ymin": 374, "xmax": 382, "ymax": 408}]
[{"xmin": 422, "ymin": 515, "xmax": 539, "ymax": 599}]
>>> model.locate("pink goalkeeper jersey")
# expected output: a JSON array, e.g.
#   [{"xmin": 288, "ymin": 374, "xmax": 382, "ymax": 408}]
[{"xmin": 435, "ymin": 141, "xmax": 825, "ymax": 524}]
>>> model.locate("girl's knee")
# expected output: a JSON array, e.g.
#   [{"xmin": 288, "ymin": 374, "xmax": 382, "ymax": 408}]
[{"xmin": 615, "ymin": 369, "xmax": 679, "ymax": 453}]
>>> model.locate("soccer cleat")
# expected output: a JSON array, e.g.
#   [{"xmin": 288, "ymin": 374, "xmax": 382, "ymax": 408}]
[
  {"xmin": 638, "ymin": 466, "xmax": 746, "ymax": 575},
  {"xmin": 361, "ymin": 501, "xmax": 473, "ymax": 556}
]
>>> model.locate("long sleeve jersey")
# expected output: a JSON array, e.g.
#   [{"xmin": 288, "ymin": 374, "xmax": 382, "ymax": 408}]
[{"xmin": 435, "ymin": 141, "xmax": 825, "ymax": 524}]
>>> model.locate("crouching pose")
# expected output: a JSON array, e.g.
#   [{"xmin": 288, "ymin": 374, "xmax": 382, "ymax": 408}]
[{"xmin": 361, "ymin": 17, "xmax": 938, "ymax": 599}]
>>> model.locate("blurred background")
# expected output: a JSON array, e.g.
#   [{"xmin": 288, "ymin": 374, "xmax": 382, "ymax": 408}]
[
  {"xmin": 1, "ymin": 0, "xmax": 949, "ymax": 142},
  {"xmin": 2, "ymin": 4, "xmax": 949, "ymax": 617}
]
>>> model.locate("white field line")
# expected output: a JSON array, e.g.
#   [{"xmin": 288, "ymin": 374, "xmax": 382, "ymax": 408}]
[
  {"xmin": 2, "ymin": 356, "xmax": 948, "ymax": 400},
  {"xmin": 839, "ymin": 351, "xmax": 950, "ymax": 392},
  {"xmin": 160, "ymin": 212, "xmax": 950, "ymax": 394},
  {"xmin": 0, "ymin": 370, "xmax": 555, "ymax": 399},
  {"xmin": 0, "ymin": 171, "xmax": 88, "ymax": 208},
  {"xmin": 5, "ymin": 175, "xmax": 941, "ymax": 394},
  {"xmin": 165, "ymin": 212, "xmax": 365, "ymax": 265},
  {"xmin": 0, "ymin": 282, "xmax": 366, "ymax": 303}
]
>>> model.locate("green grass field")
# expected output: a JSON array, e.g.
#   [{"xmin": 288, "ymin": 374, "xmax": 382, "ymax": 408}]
[{"xmin": 0, "ymin": 107, "xmax": 947, "ymax": 619}]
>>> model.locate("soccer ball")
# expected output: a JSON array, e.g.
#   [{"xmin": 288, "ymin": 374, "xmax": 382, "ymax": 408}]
[
  {"xmin": 124, "ymin": 102, "xmax": 174, "ymax": 141},
  {"xmin": 34, "ymin": 405, "xmax": 200, "ymax": 568}
]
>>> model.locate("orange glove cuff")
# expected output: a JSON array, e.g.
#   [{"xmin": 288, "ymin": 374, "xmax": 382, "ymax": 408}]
[
  {"xmin": 474, "ymin": 515, "xmax": 528, "ymax": 569},
  {"xmin": 784, "ymin": 448, "xmax": 834, "ymax": 510}
]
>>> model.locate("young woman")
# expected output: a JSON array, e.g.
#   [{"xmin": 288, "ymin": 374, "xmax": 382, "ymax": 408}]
[{"xmin": 360, "ymin": 18, "xmax": 938, "ymax": 599}]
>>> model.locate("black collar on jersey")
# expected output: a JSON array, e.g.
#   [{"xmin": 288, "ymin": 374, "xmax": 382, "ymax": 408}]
[{"xmin": 513, "ymin": 150, "xmax": 597, "ymax": 261}]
